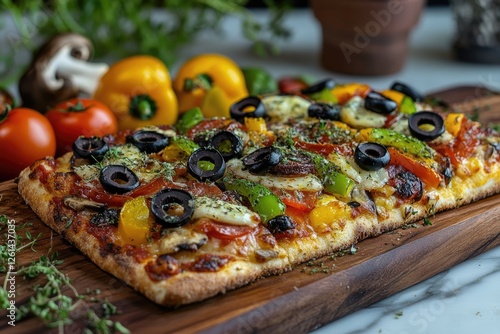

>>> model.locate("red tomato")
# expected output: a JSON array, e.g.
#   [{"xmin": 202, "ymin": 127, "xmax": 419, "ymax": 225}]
[
  {"xmin": 0, "ymin": 106, "xmax": 56, "ymax": 181},
  {"xmin": 45, "ymin": 98, "xmax": 117, "ymax": 156}
]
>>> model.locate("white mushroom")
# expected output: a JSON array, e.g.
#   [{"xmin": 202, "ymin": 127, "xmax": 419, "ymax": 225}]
[{"xmin": 19, "ymin": 33, "xmax": 108, "ymax": 112}]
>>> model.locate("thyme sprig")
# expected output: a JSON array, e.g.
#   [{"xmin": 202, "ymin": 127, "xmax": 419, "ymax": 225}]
[{"xmin": 0, "ymin": 214, "xmax": 129, "ymax": 333}]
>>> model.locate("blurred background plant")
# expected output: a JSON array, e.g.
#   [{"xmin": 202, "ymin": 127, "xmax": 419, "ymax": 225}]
[{"xmin": 0, "ymin": 0, "xmax": 294, "ymax": 86}]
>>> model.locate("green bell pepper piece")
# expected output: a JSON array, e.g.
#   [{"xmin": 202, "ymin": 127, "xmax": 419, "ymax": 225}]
[
  {"xmin": 171, "ymin": 135, "xmax": 199, "ymax": 155},
  {"xmin": 368, "ymin": 128, "xmax": 432, "ymax": 159},
  {"xmin": 399, "ymin": 96, "xmax": 417, "ymax": 115},
  {"xmin": 242, "ymin": 67, "xmax": 278, "ymax": 96},
  {"xmin": 176, "ymin": 107, "xmax": 204, "ymax": 134},
  {"xmin": 307, "ymin": 89, "xmax": 338, "ymax": 104},
  {"xmin": 223, "ymin": 177, "xmax": 285, "ymax": 223},
  {"xmin": 307, "ymin": 152, "xmax": 355, "ymax": 197}
]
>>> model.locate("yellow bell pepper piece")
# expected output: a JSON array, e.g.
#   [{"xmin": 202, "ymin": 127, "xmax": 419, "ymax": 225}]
[
  {"xmin": 444, "ymin": 113, "xmax": 465, "ymax": 137},
  {"xmin": 245, "ymin": 117, "xmax": 267, "ymax": 133},
  {"xmin": 173, "ymin": 53, "xmax": 248, "ymax": 115},
  {"xmin": 380, "ymin": 89, "xmax": 405, "ymax": 106},
  {"xmin": 357, "ymin": 128, "xmax": 372, "ymax": 142},
  {"xmin": 331, "ymin": 83, "xmax": 371, "ymax": 104},
  {"xmin": 201, "ymin": 86, "xmax": 232, "ymax": 118},
  {"xmin": 309, "ymin": 195, "xmax": 350, "ymax": 233},
  {"xmin": 118, "ymin": 196, "xmax": 155, "ymax": 246},
  {"xmin": 93, "ymin": 55, "xmax": 178, "ymax": 130}
]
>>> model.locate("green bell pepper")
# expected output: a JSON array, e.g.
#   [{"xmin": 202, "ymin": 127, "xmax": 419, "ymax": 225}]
[
  {"xmin": 242, "ymin": 67, "xmax": 278, "ymax": 96},
  {"xmin": 176, "ymin": 107, "xmax": 204, "ymax": 134},
  {"xmin": 223, "ymin": 176, "xmax": 285, "ymax": 223},
  {"xmin": 367, "ymin": 128, "xmax": 432, "ymax": 159},
  {"xmin": 399, "ymin": 96, "xmax": 417, "ymax": 115},
  {"xmin": 172, "ymin": 135, "xmax": 199, "ymax": 155},
  {"xmin": 307, "ymin": 89, "xmax": 338, "ymax": 104},
  {"xmin": 307, "ymin": 152, "xmax": 355, "ymax": 197}
]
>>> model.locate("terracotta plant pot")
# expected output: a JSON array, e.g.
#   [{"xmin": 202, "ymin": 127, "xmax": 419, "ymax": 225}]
[{"xmin": 311, "ymin": 0, "xmax": 426, "ymax": 76}]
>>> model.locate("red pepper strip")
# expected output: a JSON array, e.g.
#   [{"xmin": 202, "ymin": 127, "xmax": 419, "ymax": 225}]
[
  {"xmin": 271, "ymin": 188, "xmax": 318, "ymax": 212},
  {"xmin": 79, "ymin": 177, "xmax": 177, "ymax": 207},
  {"xmin": 388, "ymin": 147, "xmax": 442, "ymax": 188}
]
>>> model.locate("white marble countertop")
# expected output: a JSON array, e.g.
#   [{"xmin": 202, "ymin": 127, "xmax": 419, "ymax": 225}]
[
  {"xmin": 175, "ymin": 6, "xmax": 500, "ymax": 334},
  {"xmin": 1, "ymin": 6, "xmax": 499, "ymax": 334}
]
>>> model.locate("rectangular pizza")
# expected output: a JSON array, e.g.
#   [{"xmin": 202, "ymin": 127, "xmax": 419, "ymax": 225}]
[{"xmin": 17, "ymin": 80, "xmax": 500, "ymax": 307}]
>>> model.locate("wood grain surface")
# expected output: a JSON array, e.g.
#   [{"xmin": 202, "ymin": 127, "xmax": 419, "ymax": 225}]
[{"xmin": 1, "ymin": 86, "xmax": 499, "ymax": 334}]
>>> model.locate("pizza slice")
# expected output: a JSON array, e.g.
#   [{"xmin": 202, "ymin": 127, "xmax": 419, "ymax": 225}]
[{"xmin": 18, "ymin": 81, "xmax": 500, "ymax": 306}]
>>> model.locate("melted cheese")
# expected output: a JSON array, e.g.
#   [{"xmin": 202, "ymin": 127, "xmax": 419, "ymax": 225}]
[
  {"xmin": 328, "ymin": 152, "xmax": 388, "ymax": 190},
  {"xmin": 262, "ymin": 95, "xmax": 311, "ymax": 121},
  {"xmin": 193, "ymin": 196, "xmax": 260, "ymax": 227},
  {"xmin": 226, "ymin": 159, "xmax": 323, "ymax": 192},
  {"xmin": 340, "ymin": 96, "xmax": 386, "ymax": 129}
]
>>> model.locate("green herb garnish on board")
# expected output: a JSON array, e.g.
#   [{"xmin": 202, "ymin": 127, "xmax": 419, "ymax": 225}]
[{"xmin": 0, "ymin": 214, "xmax": 129, "ymax": 333}]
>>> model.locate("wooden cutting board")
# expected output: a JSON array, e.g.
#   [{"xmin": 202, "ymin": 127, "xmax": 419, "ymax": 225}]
[{"xmin": 1, "ymin": 86, "xmax": 499, "ymax": 334}]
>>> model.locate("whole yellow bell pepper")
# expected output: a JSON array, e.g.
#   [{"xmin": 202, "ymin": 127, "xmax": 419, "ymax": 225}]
[
  {"xmin": 93, "ymin": 55, "xmax": 178, "ymax": 130},
  {"xmin": 173, "ymin": 54, "xmax": 248, "ymax": 118}
]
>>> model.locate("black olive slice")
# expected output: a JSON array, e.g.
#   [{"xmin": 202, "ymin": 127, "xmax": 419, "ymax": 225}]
[
  {"xmin": 390, "ymin": 81, "xmax": 424, "ymax": 102},
  {"xmin": 308, "ymin": 102, "xmax": 341, "ymax": 120},
  {"xmin": 242, "ymin": 146, "xmax": 282, "ymax": 173},
  {"xmin": 151, "ymin": 189, "xmax": 194, "ymax": 227},
  {"xmin": 301, "ymin": 78, "xmax": 336, "ymax": 95},
  {"xmin": 364, "ymin": 91, "xmax": 397, "ymax": 115},
  {"xmin": 408, "ymin": 111, "xmax": 445, "ymax": 142},
  {"xmin": 347, "ymin": 201, "xmax": 361, "ymax": 208},
  {"xmin": 229, "ymin": 96, "xmax": 266, "ymax": 122},
  {"xmin": 72, "ymin": 136, "xmax": 108, "ymax": 162},
  {"xmin": 126, "ymin": 130, "xmax": 169, "ymax": 153},
  {"xmin": 267, "ymin": 215, "xmax": 295, "ymax": 234},
  {"xmin": 354, "ymin": 142, "xmax": 390, "ymax": 171},
  {"xmin": 209, "ymin": 130, "xmax": 244, "ymax": 161},
  {"xmin": 99, "ymin": 165, "xmax": 140, "ymax": 194},
  {"xmin": 187, "ymin": 148, "xmax": 226, "ymax": 182}
]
